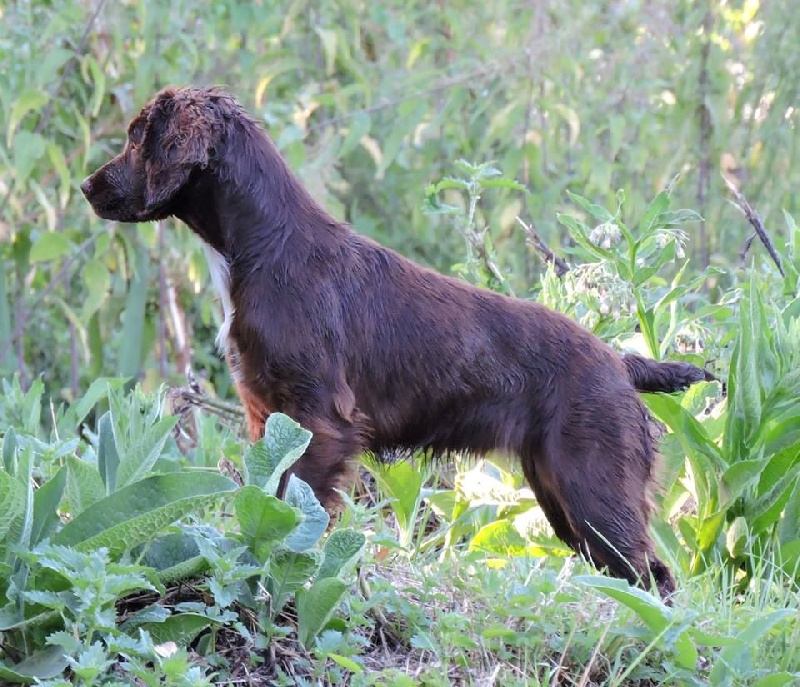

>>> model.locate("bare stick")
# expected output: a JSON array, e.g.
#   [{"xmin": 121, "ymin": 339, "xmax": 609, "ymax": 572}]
[
  {"xmin": 723, "ymin": 174, "xmax": 785, "ymax": 277},
  {"xmin": 515, "ymin": 216, "xmax": 570, "ymax": 277}
]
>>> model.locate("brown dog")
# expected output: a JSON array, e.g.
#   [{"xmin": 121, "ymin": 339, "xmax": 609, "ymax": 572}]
[{"xmin": 82, "ymin": 86, "xmax": 710, "ymax": 599}]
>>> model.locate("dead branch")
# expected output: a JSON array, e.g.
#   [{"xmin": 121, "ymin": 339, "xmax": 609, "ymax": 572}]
[
  {"xmin": 515, "ymin": 216, "xmax": 570, "ymax": 277},
  {"xmin": 723, "ymin": 174, "xmax": 785, "ymax": 277}
]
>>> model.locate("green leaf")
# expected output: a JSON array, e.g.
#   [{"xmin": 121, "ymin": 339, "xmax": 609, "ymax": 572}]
[
  {"xmin": 234, "ymin": 486, "xmax": 299, "ymax": 564},
  {"xmin": 368, "ymin": 460, "xmax": 426, "ymax": 548},
  {"xmin": 0, "ymin": 645, "xmax": 68, "ymax": 683},
  {"xmin": 469, "ymin": 520, "xmax": 551, "ymax": 558},
  {"xmin": 317, "ymin": 529, "xmax": 366, "ymax": 581},
  {"xmin": 31, "ymin": 466, "xmax": 67, "ymax": 546},
  {"xmin": 96, "ymin": 410, "xmax": 120, "ymax": 492},
  {"xmin": 65, "ymin": 456, "xmax": 106, "ymax": 516},
  {"xmin": 339, "ymin": 112, "xmax": 372, "ymax": 157},
  {"xmin": 118, "ymin": 239, "xmax": 149, "ymax": 377},
  {"xmin": 0, "ymin": 471, "xmax": 26, "ymax": 542},
  {"xmin": 753, "ymin": 674, "xmax": 800, "ymax": 687},
  {"xmin": 637, "ymin": 190, "xmax": 670, "ymax": 236},
  {"xmin": 53, "ymin": 472, "xmax": 237, "ymax": 553},
  {"xmin": 28, "ymin": 231, "xmax": 70, "ymax": 263},
  {"xmin": 566, "ymin": 190, "xmax": 614, "ymax": 222},
  {"xmin": 283, "ymin": 476, "xmax": 329, "ymax": 552},
  {"xmin": 139, "ymin": 613, "xmax": 213, "ymax": 646},
  {"xmin": 6, "ymin": 89, "xmax": 48, "ymax": 144},
  {"xmin": 576, "ymin": 575, "xmax": 697, "ymax": 670},
  {"xmin": 81, "ymin": 259, "xmax": 111, "ymax": 321},
  {"xmin": 721, "ymin": 459, "xmax": 764, "ymax": 506},
  {"xmin": 66, "ymin": 378, "xmax": 127, "ymax": 430},
  {"xmin": 243, "ymin": 412, "xmax": 312, "ymax": 493},
  {"xmin": 314, "ymin": 27, "xmax": 338, "ymax": 75},
  {"xmin": 12, "ymin": 131, "xmax": 48, "ymax": 185},
  {"xmin": 269, "ymin": 548, "xmax": 319, "ymax": 615},
  {"xmin": 297, "ymin": 577, "xmax": 347, "ymax": 647},
  {"xmin": 114, "ymin": 415, "xmax": 179, "ymax": 490}
]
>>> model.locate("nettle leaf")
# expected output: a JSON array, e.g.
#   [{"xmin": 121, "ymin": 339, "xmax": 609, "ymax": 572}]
[
  {"xmin": 283, "ymin": 476, "xmax": 329, "ymax": 552},
  {"xmin": 54, "ymin": 472, "xmax": 237, "ymax": 554},
  {"xmin": 297, "ymin": 577, "xmax": 348, "ymax": 648},
  {"xmin": 243, "ymin": 413, "xmax": 312, "ymax": 493}
]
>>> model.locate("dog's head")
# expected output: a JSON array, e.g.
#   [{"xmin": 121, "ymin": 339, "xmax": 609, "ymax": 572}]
[{"xmin": 81, "ymin": 87, "xmax": 220, "ymax": 222}]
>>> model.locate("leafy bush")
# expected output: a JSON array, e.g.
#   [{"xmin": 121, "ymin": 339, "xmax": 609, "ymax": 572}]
[{"xmin": 0, "ymin": 384, "xmax": 365, "ymax": 684}]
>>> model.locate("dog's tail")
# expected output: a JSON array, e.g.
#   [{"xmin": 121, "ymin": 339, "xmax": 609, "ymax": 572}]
[{"xmin": 622, "ymin": 353, "xmax": 716, "ymax": 394}]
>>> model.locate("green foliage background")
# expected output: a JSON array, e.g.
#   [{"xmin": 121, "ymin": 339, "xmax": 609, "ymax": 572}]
[{"xmin": 2, "ymin": 0, "xmax": 798, "ymax": 397}]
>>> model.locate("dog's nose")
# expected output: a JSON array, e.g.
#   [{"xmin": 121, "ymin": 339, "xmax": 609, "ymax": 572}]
[{"xmin": 80, "ymin": 177, "xmax": 92, "ymax": 197}]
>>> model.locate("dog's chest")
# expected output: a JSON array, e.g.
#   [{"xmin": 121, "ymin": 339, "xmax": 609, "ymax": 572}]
[{"xmin": 201, "ymin": 243, "xmax": 234, "ymax": 353}]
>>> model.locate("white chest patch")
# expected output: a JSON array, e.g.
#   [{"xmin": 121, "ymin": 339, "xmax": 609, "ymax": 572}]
[{"xmin": 201, "ymin": 243, "xmax": 234, "ymax": 354}]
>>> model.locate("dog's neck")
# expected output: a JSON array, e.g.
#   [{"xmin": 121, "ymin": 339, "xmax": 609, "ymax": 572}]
[
  {"xmin": 177, "ymin": 120, "xmax": 343, "ymax": 267},
  {"xmin": 174, "ymin": 117, "xmax": 346, "ymax": 353}
]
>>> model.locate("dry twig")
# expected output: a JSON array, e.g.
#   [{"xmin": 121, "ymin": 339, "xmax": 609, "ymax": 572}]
[
  {"xmin": 515, "ymin": 216, "xmax": 570, "ymax": 277},
  {"xmin": 723, "ymin": 174, "xmax": 785, "ymax": 277}
]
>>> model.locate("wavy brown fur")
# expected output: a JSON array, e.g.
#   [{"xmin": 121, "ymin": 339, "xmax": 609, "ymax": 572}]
[{"xmin": 79, "ymin": 86, "xmax": 711, "ymax": 600}]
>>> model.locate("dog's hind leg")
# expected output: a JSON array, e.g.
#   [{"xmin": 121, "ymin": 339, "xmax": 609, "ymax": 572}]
[{"xmin": 534, "ymin": 414, "xmax": 675, "ymax": 600}]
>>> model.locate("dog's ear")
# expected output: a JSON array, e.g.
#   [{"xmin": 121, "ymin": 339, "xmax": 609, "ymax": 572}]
[{"xmin": 142, "ymin": 91, "xmax": 211, "ymax": 213}]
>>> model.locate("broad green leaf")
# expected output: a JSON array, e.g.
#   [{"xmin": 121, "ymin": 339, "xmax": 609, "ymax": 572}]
[
  {"xmin": 368, "ymin": 460, "xmax": 426, "ymax": 548},
  {"xmin": 53, "ymin": 472, "xmax": 237, "ymax": 553},
  {"xmin": 753, "ymin": 674, "xmax": 799, "ymax": 687},
  {"xmin": 0, "ymin": 471, "xmax": 26, "ymax": 542},
  {"xmin": 30, "ymin": 466, "xmax": 66, "ymax": 546},
  {"xmin": 118, "ymin": 238, "xmax": 149, "ymax": 377},
  {"xmin": 46, "ymin": 142, "xmax": 70, "ymax": 208},
  {"xmin": 636, "ymin": 190, "xmax": 670, "ymax": 236},
  {"xmin": 297, "ymin": 577, "xmax": 348, "ymax": 647},
  {"xmin": 96, "ymin": 410, "xmax": 120, "ymax": 492},
  {"xmin": 0, "ymin": 645, "xmax": 67, "ymax": 683},
  {"xmin": 469, "ymin": 520, "xmax": 551, "ymax": 558},
  {"xmin": 6, "ymin": 89, "xmax": 48, "ymax": 143},
  {"xmin": 269, "ymin": 547, "xmax": 319, "ymax": 615},
  {"xmin": 339, "ymin": 112, "xmax": 371, "ymax": 157},
  {"xmin": 28, "ymin": 231, "xmax": 70, "ymax": 263},
  {"xmin": 710, "ymin": 610, "xmax": 795, "ymax": 683},
  {"xmin": 243, "ymin": 412, "xmax": 312, "ymax": 493},
  {"xmin": 575, "ymin": 575, "xmax": 698, "ymax": 670},
  {"xmin": 747, "ymin": 467, "xmax": 800, "ymax": 536},
  {"xmin": 234, "ymin": 486, "xmax": 299, "ymax": 563},
  {"xmin": 114, "ymin": 415, "xmax": 179, "ymax": 490},
  {"xmin": 66, "ymin": 378, "xmax": 127, "ymax": 429},
  {"xmin": 81, "ymin": 259, "xmax": 111, "ymax": 321},
  {"xmin": 721, "ymin": 459, "xmax": 764, "ymax": 506},
  {"xmin": 139, "ymin": 613, "xmax": 213, "ymax": 646},
  {"xmin": 317, "ymin": 529, "xmax": 366, "ymax": 580},
  {"xmin": 566, "ymin": 190, "xmax": 614, "ymax": 222},
  {"xmin": 283, "ymin": 476, "xmax": 329, "ymax": 552},
  {"xmin": 65, "ymin": 456, "xmax": 105, "ymax": 516},
  {"xmin": 12, "ymin": 131, "xmax": 48, "ymax": 185}
]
